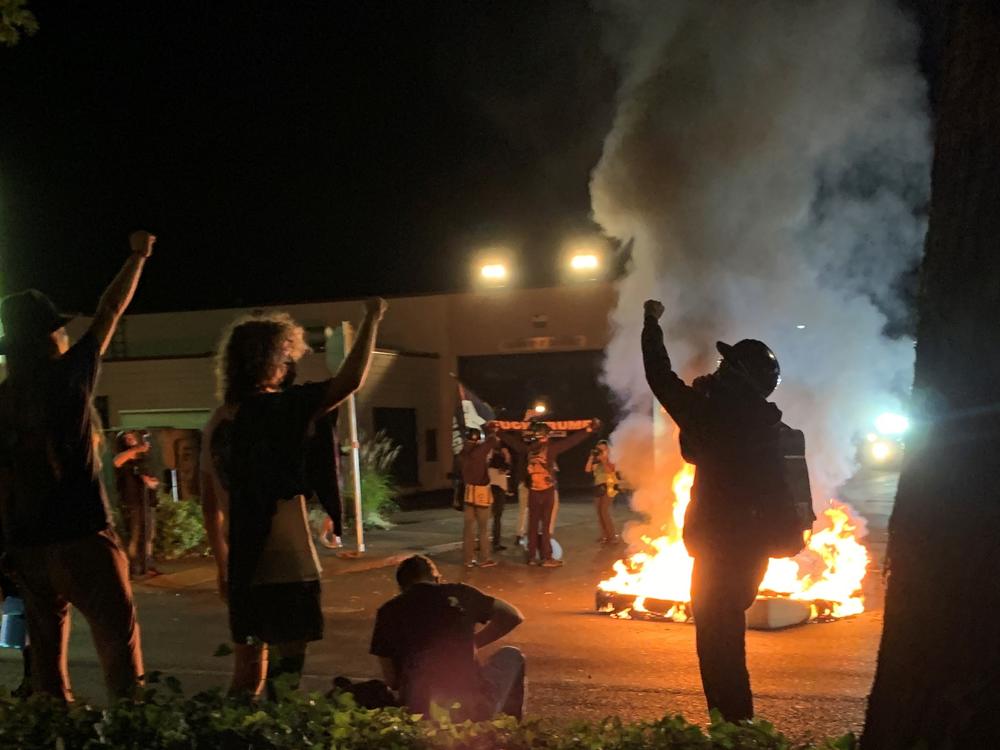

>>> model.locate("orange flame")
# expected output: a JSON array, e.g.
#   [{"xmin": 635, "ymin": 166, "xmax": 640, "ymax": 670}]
[{"xmin": 598, "ymin": 464, "xmax": 869, "ymax": 620}]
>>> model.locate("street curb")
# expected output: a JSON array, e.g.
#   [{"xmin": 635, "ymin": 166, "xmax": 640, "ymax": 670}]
[
  {"xmin": 332, "ymin": 541, "xmax": 463, "ymax": 575},
  {"xmin": 136, "ymin": 541, "xmax": 465, "ymax": 592}
]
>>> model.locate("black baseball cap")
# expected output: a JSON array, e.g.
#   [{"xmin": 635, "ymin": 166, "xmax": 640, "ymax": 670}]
[{"xmin": 0, "ymin": 290, "xmax": 76, "ymax": 355}]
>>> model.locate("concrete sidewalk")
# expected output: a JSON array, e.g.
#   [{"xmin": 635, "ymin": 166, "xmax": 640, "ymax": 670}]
[
  {"xmin": 135, "ymin": 470, "xmax": 895, "ymax": 596},
  {"xmin": 135, "ymin": 495, "xmax": 608, "ymax": 594}
]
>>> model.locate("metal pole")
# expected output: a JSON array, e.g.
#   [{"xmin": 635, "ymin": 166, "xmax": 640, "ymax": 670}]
[{"xmin": 342, "ymin": 321, "xmax": 366, "ymax": 553}]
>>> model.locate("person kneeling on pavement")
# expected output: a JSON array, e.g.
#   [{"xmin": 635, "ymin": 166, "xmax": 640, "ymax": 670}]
[{"xmin": 370, "ymin": 555, "xmax": 526, "ymax": 720}]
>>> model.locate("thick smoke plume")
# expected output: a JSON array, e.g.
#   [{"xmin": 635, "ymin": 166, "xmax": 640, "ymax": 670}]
[{"xmin": 590, "ymin": 0, "xmax": 930, "ymax": 536}]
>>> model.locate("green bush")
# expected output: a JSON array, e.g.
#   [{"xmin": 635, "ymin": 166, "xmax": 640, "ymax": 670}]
[
  {"xmin": 0, "ymin": 676, "xmax": 856, "ymax": 750},
  {"xmin": 154, "ymin": 497, "xmax": 208, "ymax": 560},
  {"xmin": 343, "ymin": 430, "xmax": 401, "ymax": 530}
]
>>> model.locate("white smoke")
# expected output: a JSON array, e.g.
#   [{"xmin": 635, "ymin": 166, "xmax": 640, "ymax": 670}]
[{"xmin": 590, "ymin": 0, "xmax": 930, "ymax": 524}]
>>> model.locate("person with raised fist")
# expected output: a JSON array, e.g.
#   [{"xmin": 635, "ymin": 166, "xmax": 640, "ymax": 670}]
[
  {"xmin": 0, "ymin": 230, "xmax": 155, "ymax": 702},
  {"xmin": 200, "ymin": 297, "xmax": 387, "ymax": 699},
  {"xmin": 642, "ymin": 298, "xmax": 786, "ymax": 723}
]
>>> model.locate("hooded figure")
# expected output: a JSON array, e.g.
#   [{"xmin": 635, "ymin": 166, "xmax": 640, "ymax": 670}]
[{"xmin": 641, "ymin": 299, "xmax": 785, "ymax": 725}]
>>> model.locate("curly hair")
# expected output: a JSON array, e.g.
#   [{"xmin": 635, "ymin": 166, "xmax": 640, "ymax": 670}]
[{"xmin": 215, "ymin": 312, "xmax": 309, "ymax": 405}]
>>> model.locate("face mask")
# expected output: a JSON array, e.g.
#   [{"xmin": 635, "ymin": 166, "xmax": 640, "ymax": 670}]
[{"xmin": 281, "ymin": 360, "xmax": 298, "ymax": 389}]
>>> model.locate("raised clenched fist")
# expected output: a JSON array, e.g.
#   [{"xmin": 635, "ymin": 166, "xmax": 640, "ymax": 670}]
[
  {"xmin": 644, "ymin": 299, "xmax": 665, "ymax": 320},
  {"xmin": 129, "ymin": 230, "xmax": 156, "ymax": 258},
  {"xmin": 365, "ymin": 297, "xmax": 389, "ymax": 319}
]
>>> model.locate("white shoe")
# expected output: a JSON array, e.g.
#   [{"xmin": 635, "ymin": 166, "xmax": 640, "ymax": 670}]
[{"xmin": 320, "ymin": 533, "xmax": 342, "ymax": 549}]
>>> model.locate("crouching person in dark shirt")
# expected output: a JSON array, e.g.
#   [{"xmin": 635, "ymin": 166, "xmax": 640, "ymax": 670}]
[{"xmin": 370, "ymin": 555, "xmax": 526, "ymax": 720}]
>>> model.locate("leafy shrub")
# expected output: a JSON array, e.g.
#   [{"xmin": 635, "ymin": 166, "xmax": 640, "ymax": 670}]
[
  {"xmin": 154, "ymin": 497, "xmax": 208, "ymax": 559},
  {"xmin": 343, "ymin": 430, "xmax": 401, "ymax": 530},
  {"xmin": 0, "ymin": 676, "xmax": 857, "ymax": 750}
]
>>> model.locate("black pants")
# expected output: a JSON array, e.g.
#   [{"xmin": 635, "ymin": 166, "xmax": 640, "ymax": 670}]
[
  {"xmin": 11, "ymin": 530, "xmax": 143, "ymax": 702},
  {"xmin": 526, "ymin": 488, "xmax": 556, "ymax": 561},
  {"xmin": 690, "ymin": 551, "xmax": 768, "ymax": 722},
  {"xmin": 122, "ymin": 495, "xmax": 156, "ymax": 576},
  {"xmin": 490, "ymin": 486, "xmax": 506, "ymax": 547}
]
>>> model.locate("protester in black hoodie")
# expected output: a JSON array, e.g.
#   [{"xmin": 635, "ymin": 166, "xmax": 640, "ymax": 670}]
[{"xmin": 641, "ymin": 299, "xmax": 784, "ymax": 723}]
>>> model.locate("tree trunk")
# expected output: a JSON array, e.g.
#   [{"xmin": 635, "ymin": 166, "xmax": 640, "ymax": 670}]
[{"xmin": 862, "ymin": 2, "xmax": 1000, "ymax": 747}]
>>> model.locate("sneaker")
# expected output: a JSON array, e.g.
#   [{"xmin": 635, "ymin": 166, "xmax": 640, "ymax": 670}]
[
  {"xmin": 478, "ymin": 559, "xmax": 498, "ymax": 568},
  {"xmin": 320, "ymin": 533, "xmax": 343, "ymax": 550},
  {"xmin": 465, "ymin": 561, "xmax": 478, "ymax": 568},
  {"xmin": 541, "ymin": 559, "xmax": 564, "ymax": 568}
]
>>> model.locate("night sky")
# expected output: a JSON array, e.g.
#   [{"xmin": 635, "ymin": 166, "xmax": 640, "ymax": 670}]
[{"xmin": 0, "ymin": 1, "xmax": 616, "ymax": 313}]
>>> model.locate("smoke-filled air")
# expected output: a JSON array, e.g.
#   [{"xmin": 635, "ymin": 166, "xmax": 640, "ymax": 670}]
[{"xmin": 590, "ymin": 0, "xmax": 931, "ymax": 545}]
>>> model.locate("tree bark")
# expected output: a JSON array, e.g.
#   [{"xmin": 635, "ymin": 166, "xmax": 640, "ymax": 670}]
[{"xmin": 862, "ymin": 2, "xmax": 1000, "ymax": 747}]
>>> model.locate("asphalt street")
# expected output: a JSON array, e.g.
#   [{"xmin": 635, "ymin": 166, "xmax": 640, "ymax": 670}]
[{"xmin": 0, "ymin": 470, "xmax": 899, "ymax": 742}]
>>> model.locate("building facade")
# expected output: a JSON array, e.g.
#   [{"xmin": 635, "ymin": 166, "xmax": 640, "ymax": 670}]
[{"xmin": 55, "ymin": 283, "xmax": 617, "ymax": 493}]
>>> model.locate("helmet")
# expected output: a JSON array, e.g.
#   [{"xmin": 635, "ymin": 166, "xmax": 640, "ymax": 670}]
[
  {"xmin": 465, "ymin": 427, "xmax": 483, "ymax": 441},
  {"xmin": 716, "ymin": 339, "xmax": 781, "ymax": 397}
]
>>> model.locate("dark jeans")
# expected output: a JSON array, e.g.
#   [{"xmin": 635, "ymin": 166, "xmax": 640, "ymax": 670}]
[
  {"xmin": 122, "ymin": 495, "xmax": 155, "ymax": 575},
  {"xmin": 481, "ymin": 646, "xmax": 526, "ymax": 719},
  {"xmin": 490, "ymin": 486, "xmax": 506, "ymax": 547},
  {"xmin": 526, "ymin": 488, "xmax": 556, "ymax": 561},
  {"xmin": 690, "ymin": 551, "xmax": 768, "ymax": 722},
  {"xmin": 10, "ymin": 529, "xmax": 144, "ymax": 702}
]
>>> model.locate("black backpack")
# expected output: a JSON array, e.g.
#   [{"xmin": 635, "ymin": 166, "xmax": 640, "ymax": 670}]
[{"xmin": 762, "ymin": 424, "xmax": 816, "ymax": 558}]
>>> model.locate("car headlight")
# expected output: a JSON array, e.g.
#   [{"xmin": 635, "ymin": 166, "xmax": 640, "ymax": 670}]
[{"xmin": 870, "ymin": 440, "xmax": 894, "ymax": 463}]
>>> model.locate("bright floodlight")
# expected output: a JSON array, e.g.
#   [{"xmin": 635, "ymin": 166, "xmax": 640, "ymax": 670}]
[
  {"xmin": 870, "ymin": 440, "xmax": 893, "ymax": 463},
  {"xmin": 569, "ymin": 253, "xmax": 600, "ymax": 271},
  {"xmin": 875, "ymin": 412, "xmax": 909, "ymax": 435},
  {"xmin": 533, "ymin": 403, "xmax": 547, "ymax": 414},
  {"xmin": 480, "ymin": 263, "xmax": 508, "ymax": 281}
]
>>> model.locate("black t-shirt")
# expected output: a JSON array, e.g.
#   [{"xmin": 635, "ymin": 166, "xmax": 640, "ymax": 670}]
[
  {"xmin": 370, "ymin": 582, "xmax": 495, "ymax": 718},
  {"xmin": 223, "ymin": 381, "xmax": 327, "ymax": 589},
  {"xmin": 115, "ymin": 459, "xmax": 150, "ymax": 508},
  {"xmin": 0, "ymin": 333, "xmax": 110, "ymax": 546}
]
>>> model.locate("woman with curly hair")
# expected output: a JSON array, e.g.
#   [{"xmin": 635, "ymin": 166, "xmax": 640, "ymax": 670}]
[{"xmin": 200, "ymin": 298, "xmax": 387, "ymax": 698}]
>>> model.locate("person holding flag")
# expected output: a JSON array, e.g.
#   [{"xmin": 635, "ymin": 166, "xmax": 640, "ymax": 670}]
[
  {"xmin": 451, "ymin": 379, "xmax": 494, "ymax": 453},
  {"xmin": 459, "ymin": 426, "xmax": 500, "ymax": 568},
  {"xmin": 450, "ymin": 378, "xmax": 495, "ymax": 515}
]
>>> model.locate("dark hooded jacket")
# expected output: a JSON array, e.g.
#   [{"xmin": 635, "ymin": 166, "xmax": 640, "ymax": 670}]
[{"xmin": 642, "ymin": 315, "xmax": 787, "ymax": 559}]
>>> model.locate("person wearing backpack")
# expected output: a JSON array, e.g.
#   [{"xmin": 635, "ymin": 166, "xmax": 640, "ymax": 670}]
[{"xmin": 641, "ymin": 299, "xmax": 792, "ymax": 723}]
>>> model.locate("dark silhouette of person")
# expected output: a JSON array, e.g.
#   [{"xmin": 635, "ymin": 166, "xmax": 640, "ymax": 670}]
[{"xmin": 641, "ymin": 298, "xmax": 785, "ymax": 722}]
